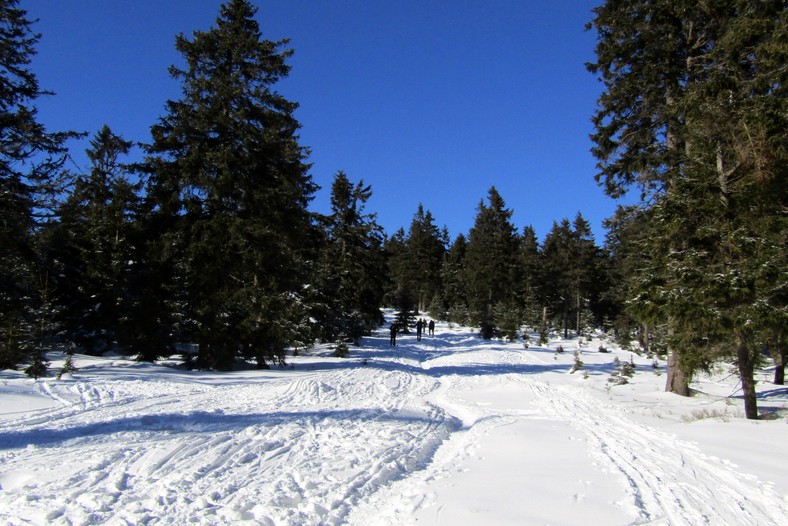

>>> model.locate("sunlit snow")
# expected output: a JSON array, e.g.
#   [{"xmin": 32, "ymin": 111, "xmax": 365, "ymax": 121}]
[{"xmin": 1, "ymin": 312, "xmax": 786, "ymax": 525}]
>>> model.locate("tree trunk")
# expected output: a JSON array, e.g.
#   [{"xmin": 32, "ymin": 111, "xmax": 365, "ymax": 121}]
[
  {"xmin": 639, "ymin": 324, "xmax": 650, "ymax": 355},
  {"xmin": 736, "ymin": 341, "xmax": 758, "ymax": 420},
  {"xmin": 665, "ymin": 348, "xmax": 691, "ymax": 396},
  {"xmin": 773, "ymin": 351, "xmax": 784, "ymax": 385},
  {"xmin": 773, "ymin": 331, "xmax": 785, "ymax": 385}
]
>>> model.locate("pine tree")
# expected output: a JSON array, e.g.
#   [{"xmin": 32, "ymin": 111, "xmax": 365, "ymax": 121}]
[
  {"xmin": 588, "ymin": 0, "xmax": 786, "ymax": 414},
  {"xmin": 464, "ymin": 187, "xmax": 520, "ymax": 338},
  {"xmin": 46, "ymin": 126, "xmax": 140, "ymax": 355},
  {"xmin": 441, "ymin": 234, "xmax": 469, "ymax": 325},
  {"xmin": 144, "ymin": 0, "xmax": 317, "ymax": 370},
  {"xmin": 0, "ymin": 0, "xmax": 80, "ymax": 369},
  {"xmin": 316, "ymin": 171, "xmax": 386, "ymax": 342},
  {"xmin": 404, "ymin": 205, "xmax": 447, "ymax": 313},
  {"xmin": 587, "ymin": 0, "xmax": 725, "ymax": 395},
  {"xmin": 518, "ymin": 225, "xmax": 542, "ymax": 327}
]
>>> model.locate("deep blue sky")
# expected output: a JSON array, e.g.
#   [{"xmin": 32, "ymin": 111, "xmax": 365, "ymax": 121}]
[{"xmin": 25, "ymin": 0, "xmax": 621, "ymax": 243}]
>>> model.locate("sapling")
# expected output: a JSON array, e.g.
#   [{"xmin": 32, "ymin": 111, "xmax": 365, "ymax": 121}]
[
  {"xmin": 57, "ymin": 351, "xmax": 78, "ymax": 379},
  {"xmin": 570, "ymin": 350, "xmax": 584, "ymax": 374}
]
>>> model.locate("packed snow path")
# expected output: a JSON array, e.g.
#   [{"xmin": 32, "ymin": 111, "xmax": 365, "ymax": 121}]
[{"xmin": 1, "ymin": 318, "xmax": 786, "ymax": 525}]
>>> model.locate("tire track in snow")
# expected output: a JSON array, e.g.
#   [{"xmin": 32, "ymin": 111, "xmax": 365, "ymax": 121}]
[{"xmin": 530, "ymin": 383, "xmax": 788, "ymax": 525}]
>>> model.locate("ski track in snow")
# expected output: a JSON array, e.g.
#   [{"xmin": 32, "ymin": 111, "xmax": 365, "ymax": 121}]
[
  {"xmin": 530, "ymin": 382, "xmax": 786, "ymax": 526},
  {"xmin": 1, "ymin": 319, "xmax": 786, "ymax": 525}
]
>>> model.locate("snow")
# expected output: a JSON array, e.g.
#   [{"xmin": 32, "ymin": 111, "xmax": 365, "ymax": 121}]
[{"xmin": 1, "ymin": 313, "xmax": 786, "ymax": 526}]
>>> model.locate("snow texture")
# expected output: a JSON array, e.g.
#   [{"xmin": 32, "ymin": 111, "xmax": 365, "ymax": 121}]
[{"xmin": 1, "ymin": 312, "xmax": 786, "ymax": 525}]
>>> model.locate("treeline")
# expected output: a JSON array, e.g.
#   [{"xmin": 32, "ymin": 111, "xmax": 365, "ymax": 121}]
[
  {"xmin": 385, "ymin": 195, "xmax": 614, "ymax": 344},
  {"xmin": 1, "ymin": 1, "xmax": 785, "ymax": 418}
]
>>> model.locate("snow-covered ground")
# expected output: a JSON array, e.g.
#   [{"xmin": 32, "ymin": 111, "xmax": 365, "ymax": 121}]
[{"xmin": 1, "ymin": 314, "xmax": 786, "ymax": 525}]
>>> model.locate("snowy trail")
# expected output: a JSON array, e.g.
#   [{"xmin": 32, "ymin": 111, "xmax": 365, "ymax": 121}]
[
  {"xmin": 1, "ymin": 319, "xmax": 786, "ymax": 525},
  {"xmin": 531, "ymin": 382, "xmax": 787, "ymax": 525},
  {"xmin": 0, "ymin": 360, "xmax": 456, "ymax": 525}
]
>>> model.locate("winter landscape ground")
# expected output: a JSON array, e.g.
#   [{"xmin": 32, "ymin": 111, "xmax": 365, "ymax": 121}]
[{"xmin": 1, "ymin": 312, "xmax": 786, "ymax": 526}]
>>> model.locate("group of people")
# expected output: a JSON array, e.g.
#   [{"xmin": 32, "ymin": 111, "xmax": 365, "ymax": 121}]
[{"xmin": 389, "ymin": 318, "xmax": 435, "ymax": 346}]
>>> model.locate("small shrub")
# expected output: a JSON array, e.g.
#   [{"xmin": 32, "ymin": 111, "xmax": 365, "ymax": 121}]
[
  {"xmin": 570, "ymin": 350, "xmax": 584, "ymax": 374},
  {"xmin": 334, "ymin": 341, "xmax": 349, "ymax": 358},
  {"xmin": 538, "ymin": 324, "xmax": 549, "ymax": 346},
  {"xmin": 607, "ymin": 356, "xmax": 635, "ymax": 386},
  {"xmin": 681, "ymin": 408, "xmax": 743, "ymax": 423},
  {"xmin": 57, "ymin": 352, "xmax": 78, "ymax": 379}
]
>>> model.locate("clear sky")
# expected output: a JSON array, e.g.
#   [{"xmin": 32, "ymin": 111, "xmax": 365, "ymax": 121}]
[{"xmin": 25, "ymin": 0, "xmax": 623, "ymax": 244}]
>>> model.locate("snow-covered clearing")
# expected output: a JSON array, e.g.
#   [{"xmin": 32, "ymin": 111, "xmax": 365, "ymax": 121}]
[{"xmin": 1, "ymin": 313, "xmax": 787, "ymax": 525}]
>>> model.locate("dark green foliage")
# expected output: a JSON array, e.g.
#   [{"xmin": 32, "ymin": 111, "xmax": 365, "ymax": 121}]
[
  {"xmin": 315, "ymin": 171, "xmax": 386, "ymax": 342},
  {"xmin": 518, "ymin": 225, "xmax": 543, "ymax": 327},
  {"xmin": 464, "ymin": 187, "xmax": 521, "ymax": 338},
  {"xmin": 393, "ymin": 287, "xmax": 418, "ymax": 333},
  {"xmin": 441, "ymin": 234, "xmax": 469, "ymax": 324},
  {"xmin": 57, "ymin": 347, "xmax": 77, "ymax": 379},
  {"xmin": 46, "ymin": 126, "xmax": 141, "ymax": 355},
  {"xmin": 588, "ymin": 0, "xmax": 786, "ymax": 416},
  {"xmin": 334, "ymin": 340, "xmax": 349, "ymax": 358},
  {"xmin": 24, "ymin": 349, "xmax": 48, "ymax": 379},
  {"xmin": 0, "ymin": 0, "xmax": 80, "ymax": 369},
  {"xmin": 387, "ymin": 205, "xmax": 447, "ymax": 313},
  {"xmin": 541, "ymin": 214, "xmax": 603, "ymax": 338},
  {"xmin": 143, "ymin": 0, "xmax": 317, "ymax": 370}
]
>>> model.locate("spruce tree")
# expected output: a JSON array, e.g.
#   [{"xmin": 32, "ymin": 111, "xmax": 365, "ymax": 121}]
[
  {"xmin": 541, "ymin": 219, "xmax": 575, "ymax": 338},
  {"xmin": 464, "ymin": 187, "xmax": 520, "ymax": 338},
  {"xmin": 587, "ymin": 0, "xmax": 724, "ymax": 395},
  {"xmin": 144, "ymin": 0, "xmax": 317, "ymax": 370},
  {"xmin": 404, "ymin": 205, "xmax": 447, "ymax": 313},
  {"xmin": 588, "ymin": 0, "xmax": 786, "ymax": 414},
  {"xmin": 441, "ymin": 234, "xmax": 469, "ymax": 325},
  {"xmin": 47, "ymin": 126, "xmax": 140, "ymax": 355},
  {"xmin": 316, "ymin": 171, "xmax": 386, "ymax": 342},
  {"xmin": 0, "ymin": 0, "xmax": 80, "ymax": 370},
  {"xmin": 518, "ymin": 225, "xmax": 542, "ymax": 328}
]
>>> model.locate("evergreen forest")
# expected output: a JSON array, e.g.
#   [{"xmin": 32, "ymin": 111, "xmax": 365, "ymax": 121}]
[{"xmin": 1, "ymin": 0, "xmax": 785, "ymax": 420}]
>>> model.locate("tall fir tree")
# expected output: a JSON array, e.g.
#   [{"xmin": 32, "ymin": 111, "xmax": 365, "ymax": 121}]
[
  {"xmin": 518, "ymin": 225, "xmax": 543, "ymax": 327},
  {"xmin": 541, "ymin": 219, "xmax": 575, "ymax": 338},
  {"xmin": 441, "ymin": 234, "xmax": 469, "ymax": 325},
  {"xmin": 144, "ymin": 0, "xmax": 317, "ymax": 370},
  {"xmin": 315, "ymin": 171, "xmax": 386, "ymax": 342},
  {"xmin": 403, "ymin": 204, "xmax": 447, "ymax": 313},
  {"xmin": 464, "ymin": 187, "xmax": 521, "ymax": 338},
  {"xmin": 0, "ymin": 0, "xmax": 80, "ymax": 371},
  {"xmin": 588, "ymin": 0, "xmax": 786, "ymax": 414},
  {"xmin": 46, "ymin": 126, "xmax": 140, "ymax": 355}
]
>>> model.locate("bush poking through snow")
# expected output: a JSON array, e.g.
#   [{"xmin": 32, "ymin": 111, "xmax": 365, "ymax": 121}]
[
  {"xmin": 608, "ymin": 356, "xmax": 636, "ymax": 385},
  {"xmin": 57, "ymin": 352, "xmax": 78, "ymax": 380},
  {"xmin": 570, "ymin": 350, "xmax": 584, "ymax": 374},
  {"xmin": 681, "ymin": 408, "xmax": 743, "ymax": 423},
  {"xmin": 25, "ymin": 350, "xmax": 49, "ymax": 379},
  {"xmin": 538, "ymin": 324, "xmax": 549, "ymax": 346},
  {"xmin": 334, "ymin": 341, "xmax": 349, "ymax": 358}
]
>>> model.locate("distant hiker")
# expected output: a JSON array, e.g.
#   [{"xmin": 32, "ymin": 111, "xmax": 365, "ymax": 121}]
[
  {"xmin": 416, "ymin": 319, "xmax": 423, "ymax": 341},
  {"xmin": 390, "ymin": 322, "xmax": 399, "ymax": 346},
  {"xmin": 428, "ymin": 320, "xmax": 435, "ymax": 336}
]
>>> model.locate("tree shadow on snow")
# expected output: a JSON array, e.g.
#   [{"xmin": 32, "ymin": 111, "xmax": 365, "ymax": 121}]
[{"xmin": 0, "ymin": 406, "xmax": 457, "ymax": 450}]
